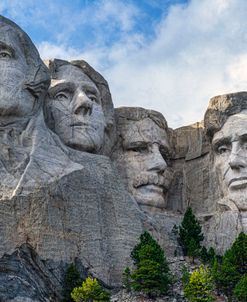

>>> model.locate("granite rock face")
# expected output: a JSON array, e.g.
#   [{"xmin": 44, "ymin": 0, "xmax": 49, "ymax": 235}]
[
  {"xmin": 0, "ymin": 15, "xmax": 144, "ymax": 301},
  {"xmin": 1, "ymin": 13, "xmax": 247, "ymax": 302}
]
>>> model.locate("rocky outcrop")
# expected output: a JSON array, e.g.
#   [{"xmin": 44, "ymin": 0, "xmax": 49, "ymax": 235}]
[{"xmin": 0, "ymin": 244, "xmax": 62, "ymax": 302}]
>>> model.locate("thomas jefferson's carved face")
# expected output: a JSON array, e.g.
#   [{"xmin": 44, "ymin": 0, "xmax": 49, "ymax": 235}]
[
  {"xmin": 47, "ymin": 64, "xmax": 106, "ymax": 152},
  {"xmin": 212, "ymin": 110, "xmax": 247, "ymax": 210},
  {"xmin": 119, "ymin": 118, "xmax": 172, "ymax": 209},
  {"xmin": 0, "ymin": 27, "xmax": 35, "ymax": 117}
]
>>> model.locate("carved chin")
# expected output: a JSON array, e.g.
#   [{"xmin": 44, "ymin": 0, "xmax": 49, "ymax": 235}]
[
  {"xmin": 228, "ymin": 191, "xmax": 247, "ymax": 211},
  {"xmin": 67, "ymin": 137, "xmax": 102, "ymax": 153},
  {"xmin": 132, "ymin": 185, "xmax": 166, "ymax": 209},
  {"xmin": 57, "ymin": 124, "xmax": 104, "ymax": 153}
]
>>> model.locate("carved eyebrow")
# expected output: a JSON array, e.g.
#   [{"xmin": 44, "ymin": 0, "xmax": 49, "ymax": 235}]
[
  {"xmin": 48, "ymin": 82, "xmax": 75, "ymax": 97},
  {"xmin": 125, "ymin": 141, "xmax": 148, "ymax": 150},
  {"xmin": 212, "ymin": 137, "xmax": 231, "ymax": 150},
  {"xmin": 239, "ymin": 134, "xmax": 247, "ymax": 142},
  {"xmin": 0, "ymin": 41, "xmax": 15, "ymax": 57},
  {"xmin": 159, "ymin": 144, "xmax": 171, "ymax": 156},
  {"xmin": 82, "ymin": 84, "xmax": 100, "ymax": 98}
]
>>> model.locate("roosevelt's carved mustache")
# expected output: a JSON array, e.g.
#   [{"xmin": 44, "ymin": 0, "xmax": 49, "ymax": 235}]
[{"xmin": 132, "ymin": 169, "xmax": 173, "ymax": 190}]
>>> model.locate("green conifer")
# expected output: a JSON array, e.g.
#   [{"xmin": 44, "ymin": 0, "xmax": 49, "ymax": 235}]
[
  {"xmin": 178, "ymin": 207, "xmax": 204, "ymax": 256},
  {"xmin": 63, "ymin": 263, "xmax": 82, "ymax": 302},
  {"xmin": 130, "ymin": 231, "xmax": 171, "ymax": 297},
  {"xmin": 71, "ymin": 277, "xmax": 110, "ymax": 302},
  {"xmin": 212, "ymin": 232, "xmax": 247, "ymax": 297}
]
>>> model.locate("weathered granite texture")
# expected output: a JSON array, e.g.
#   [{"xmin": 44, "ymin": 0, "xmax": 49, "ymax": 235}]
[
  {"xmin": 0, "ymin": 15, "xmax": 145, "ymax": 301},
  {"xmin": 169, "ymin": 92, "xmax": 247, "ymax": 253},
  {"xmin": 203, "ymin": 92, "xmax": 247, "ymax": 252},
  {"xmin": 0, "ymin": 244, "xmax": 62, "ymax": 302},
  {"xmin": 113, "ymin": 107, "xmax": 179, "ymax": 257},
  {"xmin": 45, "ymin": 58, "xmax": 116, "ymax": 156},
  {"xmin": 1, "ymin": 13, "xmax": 247, "ymax": 302},
  {"xmin": 113, "ymin": 107, "xmax": 173, "ymax": 211}
]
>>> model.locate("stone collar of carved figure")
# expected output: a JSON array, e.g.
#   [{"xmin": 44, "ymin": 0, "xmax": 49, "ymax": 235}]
[
  {"xmin": 46, "ymin": 64, "xmax": 106, "ymax": 153},
  {"xmin": 212, "ymin": 109, "xmax": 247, "ymax": 211},
  {"xmin": 120, "ymin": 118, "xmax": 172, "ymax": 209}
]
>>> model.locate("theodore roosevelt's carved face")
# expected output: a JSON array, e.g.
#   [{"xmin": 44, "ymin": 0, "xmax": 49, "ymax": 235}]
[
  {"xmin": 118, "ymin": 117, "xmax": 172, "ymax": 209},
  {"xmin": 0, "ymin": 27, "xmax": 36, "ymax": 117},
  {"xmin": 46, "ymin": 64, "xmax": 106, "ymax": 153},
  {"xmin": 212, "ymin": 110, "xmax": 247, "ymax": 211}
]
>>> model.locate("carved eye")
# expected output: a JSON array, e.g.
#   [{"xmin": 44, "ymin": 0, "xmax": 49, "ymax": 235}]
[
  {"xmin": 54, "ymin": 91, "xmax": 70, "ymax": 101},
  {"xmin": 217, "ymin": 145, "xmax": 231, "ymax": 154},
  {"xmin": 0, "ymin": 50, "xmax": 12, "ymax": 59},
  {"xmin": 241, "ymin": 142, "xmax": 247, "ymax": 150},
  {"xmin": 130, "ymin": 146, "xmax": 148, "ymax": 153},
  {"xmin": 88, "ymin": 94, "xmax": 99, "ymax": 103}
]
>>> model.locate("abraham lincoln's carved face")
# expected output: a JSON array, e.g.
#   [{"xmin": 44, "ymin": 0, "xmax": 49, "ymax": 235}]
[{"xmin": 212, "ymin": 110, "xmax": 247, "ymax": 211}]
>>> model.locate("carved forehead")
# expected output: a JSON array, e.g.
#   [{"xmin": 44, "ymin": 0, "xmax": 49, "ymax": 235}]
[
  {"xmin": 213, "ymin": 110, "xmax": 247, "ymax": 142},
  {"xmin": 0, "ymin": 26, "xmax": 25, "ymax": 56},
  {"xmin": 120, "ymin": 118, "xmax": 169, "ymax": 148},
  {"xmin": 52, "ymin": 64, "xmax": 97, "ymax": 85}
]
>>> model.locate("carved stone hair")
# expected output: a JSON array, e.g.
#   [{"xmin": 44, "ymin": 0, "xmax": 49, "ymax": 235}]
[
  {"xmin": 0, "ymin": 15, "xmax": 50, "ymax": 99},
  {"xmin": 115, "ymin": 107, "xmax": 168, "ymax": 132},
  {"xmin": 204, "ymin": 92, "xmax": 247, "ymax": 140}
]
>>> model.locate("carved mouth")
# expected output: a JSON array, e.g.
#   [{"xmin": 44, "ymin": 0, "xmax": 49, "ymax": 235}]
[
  {"xmin": 228, "ymin": 177, "xmax": 247, "ymax": 189},
  {"xmin": 133, "ymin": 174, "xmax": 165, "ymax": 189},
  {"xmin": 70, "ymin": 122, "xmax": 88, "ymax": 127},
  {"xmin": 70, "ymin": 122, "xmax": 97, "ymax": 131},
  {"xmin": 136, "ymin": 184, "xmax": 164, "ymax": 194}
]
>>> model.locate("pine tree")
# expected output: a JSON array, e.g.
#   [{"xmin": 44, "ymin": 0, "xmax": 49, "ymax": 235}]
[
  {"xmin": 187, "ymin": 238, "xmax": 200, "ymax": 263},
  {"xmin": 208, "ymin": 247, "xmax": 216, "ymax": 266},
  {"xmin": 212, "ymin": 232, "xmax": 247, "ymax": 297},
  {"xmin": 130, "ymin": 231, "xmax": 171, "ymax": 297},
  {"xmin": 122, "ymin": 267, "xmax": 131, "ymax": 292},
  {"xmin": 178, "ymin": 207, "xmax": 204, "ymax": 256},
  {"xmin": 63, "ymin": 263, "xmax": 82, "ymax": 302},
  {"xmin": 233, "ymin": 274, "xmax": 247, "ymax": 302},
  {"xmin": 71, "ymin": 277, "xmax": 110, "ymax": 302},
  {"xmin": 200, "ymin": 247, "xmax": 216, "ymax": 265},
  {"xmin": 184, "ymin": 265, "xmax": 214, "ymax": 302}
]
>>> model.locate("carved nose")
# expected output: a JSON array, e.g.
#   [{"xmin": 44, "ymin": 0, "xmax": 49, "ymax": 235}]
[
  {"xmin": 147, "ymin": 144, "xmax": 167, "ymax": 173},
  {"xmin": 229, "ymin": 152, "xmax": 246, "ymax": 169},
  {"xmin": 229, "ymin": 143, "xmax": 247, "ymax": 169},
  {"xmin": 72, "ymin": 91, "xmax": 92, "ymax": 116}
]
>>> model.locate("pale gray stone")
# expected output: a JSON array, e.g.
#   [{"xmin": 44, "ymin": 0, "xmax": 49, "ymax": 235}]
[
  {"xmin": 45, "ymin": 59, "xmax": 116, "ymax": 156},
  {"xmin": 113, "ymin": 107, "xmax": 173, "ymax": 211},
  {"xmin": 202, "ymin": 92, "xmax": 247, "ymax": 252},
  {"xmin": 0, "ymin": 16, "xmax": 144, "ymax": 301}
]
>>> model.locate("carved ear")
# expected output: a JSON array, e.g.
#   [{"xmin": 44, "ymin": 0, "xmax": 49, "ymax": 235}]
[{"xmin": 105, "ymin": 120, "xmax": 114, "ymax": 133}]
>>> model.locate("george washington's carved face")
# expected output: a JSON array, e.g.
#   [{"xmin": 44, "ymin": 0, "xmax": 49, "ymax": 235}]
[
  {"xmin": 0, "ymin": 27, "xmax": 36, "ymax": 118},
  {"xmin": 46, "ymin": 64, "xmax": 106, "ymax": 152},
  {"xmin": 118, "ymin": 118, "xmax": 172, "ymax": 209},
  {"xmin": 212, "ymin": 110, "xmax": 247, "ymax": 211}
]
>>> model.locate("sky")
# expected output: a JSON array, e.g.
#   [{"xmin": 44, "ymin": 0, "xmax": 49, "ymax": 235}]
[{"xmin": 1, "ymin": 0, "xmax": 247, "ymax": 129}]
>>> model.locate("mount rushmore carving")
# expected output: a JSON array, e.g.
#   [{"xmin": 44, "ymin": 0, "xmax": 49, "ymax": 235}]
[{"xmin": 0, "ymin": 15, "xmax": 246, "ymax": 301}]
